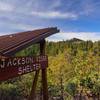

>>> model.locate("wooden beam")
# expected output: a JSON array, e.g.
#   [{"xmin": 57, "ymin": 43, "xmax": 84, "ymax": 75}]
[
  {"xmin": 28, "ymin": 70, "xmax": 40, "ymax": 100},
  {"xmin": 1, "ymin": 28, "xmax": 59, "ymax": 56},
  {"xmin": 40, "ymin": 40, "xmax": 48, "ymax": 100}
]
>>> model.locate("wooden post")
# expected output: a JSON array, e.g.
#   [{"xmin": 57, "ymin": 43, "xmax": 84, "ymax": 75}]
[
  {"xmin": 29, "ymin": 70, "xmax": 40, "ymax": 100},
  {"xmin": 40, "ymin": 39, "xmax": 48, "ymax": 100},
  {"xmin": 29, "ymin": 43, "xmax": 41, "ymax": 100}
]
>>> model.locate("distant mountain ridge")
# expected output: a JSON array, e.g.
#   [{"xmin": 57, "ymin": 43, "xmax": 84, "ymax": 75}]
[{"xmin": 68, "ymin": 38, "xmax": 84, "ymax": 43}]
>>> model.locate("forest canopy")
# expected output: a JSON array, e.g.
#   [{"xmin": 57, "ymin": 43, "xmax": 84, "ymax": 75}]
[{"xmin": 0, "ymin": 38, "xmax": 100, "ymax": 100}]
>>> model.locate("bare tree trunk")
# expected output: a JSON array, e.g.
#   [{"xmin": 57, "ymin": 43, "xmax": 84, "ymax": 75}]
[{"xmin": 60, "ymin": 76, "xmax": 64, "ymax": 100}]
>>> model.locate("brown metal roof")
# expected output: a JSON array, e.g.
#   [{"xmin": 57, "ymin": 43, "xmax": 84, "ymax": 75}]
[{"xmin": 0, "ymin": 27, "xmax": 59, "ymax": 56}]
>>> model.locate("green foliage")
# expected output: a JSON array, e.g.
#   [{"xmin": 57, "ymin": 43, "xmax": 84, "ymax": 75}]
[
  {"xmin": 0, "ymin": 83, "xmax": 22, "ymax": 100},
  {"xmin": 66, "ymin": 80, "xmax": 78, "ymax": 96},
  {"xmin": 0, "ymin": 39, "xmax": 100, "ymax": 99}
]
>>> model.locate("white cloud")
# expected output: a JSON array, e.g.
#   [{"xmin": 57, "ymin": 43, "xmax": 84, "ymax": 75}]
[
  {"xmin": 14, "ymin": 24, "xmax": 36, "ymax": 31},
  {"xmin": 0, "ymin": 32, "xmax": 11, "ymax": 36},
  {"xmin": 79, "ymin": 0, "xmax": 100, "ymax": 16},
  {"xmin": 31, "ymin": 11, "xmax": 78, "ymax": 19},
  {"xmin": 0, "ymin": 1, "xmax": 14, "ymax": 12},
  {"xmin": 50, "ymin": 0, "xmax": 61, "ymax": 9},
  {"xmin": 0, "ymin": 23, "xmax": 39, "ymax": 33},
  {"xmin": 47, "ymin": 32, "xmax": 100, "ymax": 42}
]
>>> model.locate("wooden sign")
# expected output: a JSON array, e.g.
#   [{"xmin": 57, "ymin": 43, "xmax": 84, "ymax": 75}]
[{"xmin": 0, "ymin": 55, "xmax": 48, "ymax": 81}]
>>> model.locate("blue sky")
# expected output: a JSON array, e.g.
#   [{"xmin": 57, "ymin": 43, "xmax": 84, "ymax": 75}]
[{"xmin": 0, "ymin": 0, "xmax": 100, "ymax": 41}]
